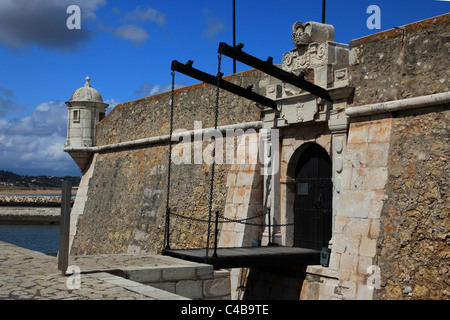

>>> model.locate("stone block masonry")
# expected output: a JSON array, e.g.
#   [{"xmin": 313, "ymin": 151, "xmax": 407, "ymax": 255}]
[
  {"xmin": 297, "ymin": 14, "xmax": 450, "ymax": 301},
  {"xmin": 71, "ymin": 249, "xmax": 231, "ymax": 300},
  {"xmin": 297, "ymin": 114, "xmax": 393, "ymax": 300},
  {"xmin": 342, "ymin": 14, "xmax": 450, "ymax": 300},
  {"xmin": 219, "ymin": 156, "xmax": 264, "ymax": 249},
  {"xmin": 374, "ymin": 105, "xmax": 449, "ymax": 300},
  {"xmin": 125, "ymin": 267, "xmax": 231, "ymax": 300}
]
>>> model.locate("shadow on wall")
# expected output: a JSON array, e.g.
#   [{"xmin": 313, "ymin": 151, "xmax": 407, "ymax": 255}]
[{"xmin": 242, "ymin": 265, "xmax": 308, "ymax": 300}]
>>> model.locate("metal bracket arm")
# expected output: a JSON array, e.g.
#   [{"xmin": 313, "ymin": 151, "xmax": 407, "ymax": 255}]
[
  {"xmin": 171, "ymin": 60, "xmax": 278, "ymax": 110},
  {"xmin": 218, "ymin": 42, "xmax": 334, "ymax": 103}
]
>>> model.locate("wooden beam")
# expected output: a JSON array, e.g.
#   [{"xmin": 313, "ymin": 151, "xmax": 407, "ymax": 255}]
[
  {"xmin": 218, "ymin": 42, "xmax": 334, "ymax": 103},
  {"xmin": 58, "ymin": 181, "xmax": 71, "ymax": 275},
  {"xmin": 171, "ymin": 60, "xmax": 278, "ymax": 110}
]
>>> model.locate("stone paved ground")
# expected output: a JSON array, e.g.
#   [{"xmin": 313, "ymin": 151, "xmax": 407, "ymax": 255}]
[{"xmin": 0, "ymin": 241, "xmax": 190, "ymax": 300}]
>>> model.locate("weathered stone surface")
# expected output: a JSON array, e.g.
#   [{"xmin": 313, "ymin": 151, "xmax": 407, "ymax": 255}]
[
  {"xmin": 176, "ymin": 280, "xmax": 203, "ymax": 299},
  {"xmin": 96, "ymin": 70, "xmax": 263, "ymax": 146},
  {"xmin": 203, "ymin": 270, "xmax": 231, "ymax": 299},
  {"xmin": 349, "ymin": 14, "xmax": 449, "ymax": 106},
  {"xmin": 375, "ymin": 106, "xmax": 450, "ymax": 300}
]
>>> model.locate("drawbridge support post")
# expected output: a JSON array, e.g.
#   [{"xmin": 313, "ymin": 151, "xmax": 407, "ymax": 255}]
[
  {"xmin": 213, "ymin": 211, "xmax": 219, "ymax": 259},
  {"xmin": 164, "ymin": 207, "xmax": 171, "ymax": 251},
  {"xmin": 268, "ymin": 208, "xmax": 272, "ymax": 246}
]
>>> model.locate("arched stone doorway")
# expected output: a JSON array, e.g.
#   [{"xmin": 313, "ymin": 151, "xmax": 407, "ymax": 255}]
[{"xmin": 292, "ymin": 143, "xmax": 332, "ymax": 250}]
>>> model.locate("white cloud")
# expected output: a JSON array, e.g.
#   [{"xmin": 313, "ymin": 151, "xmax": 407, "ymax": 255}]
[
  {"xmin": 123, "ymin": 5, "xmax": 166, "ymax": 27},
  {"xmin": 36, "ymin": 104, "xmax": 49, "ymax": 112},
  {"xmin": 114, "ymin": 24, "xmax": 149, "ymax": 45},
  {"xmin": 134, "ymin": 82, "xmax": 184, "ymax": 98},
  {"xmin": 0, "ymin": 100, "xmax": 80, "ymax": 176},
  {"xmin": 104, "ymin": 5, "xmax": 167, "ymax": 46},
  {"xmin": 201, "ymin": 9, "xmax": 225, "ymax": 41}
]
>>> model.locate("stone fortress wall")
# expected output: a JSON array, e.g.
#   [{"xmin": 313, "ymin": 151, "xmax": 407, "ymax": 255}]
[{"xmin": 68, "ymin": 14, "xmax": 449, "ymax": 300}]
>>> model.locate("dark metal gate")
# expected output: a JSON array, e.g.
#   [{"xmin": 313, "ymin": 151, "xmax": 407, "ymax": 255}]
[{"xmin": 294, "ymin": 144, "xmax": 332, "ymax": 250}]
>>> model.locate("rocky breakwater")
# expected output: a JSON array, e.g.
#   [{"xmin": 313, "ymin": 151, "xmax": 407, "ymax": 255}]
[{"xmin": 0, "ymin": 196, "xmax": 74, "ymax": 225}]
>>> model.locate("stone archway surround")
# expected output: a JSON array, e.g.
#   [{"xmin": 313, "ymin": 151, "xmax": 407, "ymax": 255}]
[{"xmin": 279, "ymin": 124, "xmax": 332, "ymax": 247}]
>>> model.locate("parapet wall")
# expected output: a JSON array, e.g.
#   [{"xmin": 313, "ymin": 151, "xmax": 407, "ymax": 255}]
[
  {"xmin": 96, "ymin": 70, "xmax": 264, "ymax": 145},
  {"xmin": 349, "ymin": 13, "xmax": 449, "ymax": 106}
]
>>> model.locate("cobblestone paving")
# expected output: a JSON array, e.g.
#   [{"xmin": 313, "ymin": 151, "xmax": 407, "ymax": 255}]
[{"xmin": 0, "ymin": 241, "xmax": 189, "ymax": 300}]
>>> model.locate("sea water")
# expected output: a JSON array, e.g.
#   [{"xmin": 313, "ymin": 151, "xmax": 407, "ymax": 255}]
[{"xmin": 0, "ymin": 224, "xmax": 59, "ymax": 255}]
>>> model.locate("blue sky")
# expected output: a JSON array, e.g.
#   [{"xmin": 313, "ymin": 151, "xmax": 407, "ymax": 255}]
[{"xmin": 0, "ymin": 0, "xmax": 448, "ymax": 177}]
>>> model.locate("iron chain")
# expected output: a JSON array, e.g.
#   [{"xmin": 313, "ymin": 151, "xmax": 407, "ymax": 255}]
[
  {"xmin": 168, "ymin": 210, "xmax": 294, "ymax": 227},
  {"xmin": 206, "ymin": 54, "xmax": 223, "ymax": 255},
  {"xmin": 165, "ymin": 71, "xmax": 176, "ymax": 212},
  {"xmin": 164, "ymin": 71, "xmax": 176, "ymax": 250}
]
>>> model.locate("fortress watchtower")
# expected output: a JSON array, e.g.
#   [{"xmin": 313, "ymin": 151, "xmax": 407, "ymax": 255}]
[{"xmin": 64, "ymin": 76, "xmax": 108, "ymax": 172}]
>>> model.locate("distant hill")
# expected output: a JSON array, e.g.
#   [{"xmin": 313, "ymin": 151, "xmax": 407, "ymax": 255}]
[{"xmin": 0, "ymin": 170, "xmax": 81, "ymax": 189}]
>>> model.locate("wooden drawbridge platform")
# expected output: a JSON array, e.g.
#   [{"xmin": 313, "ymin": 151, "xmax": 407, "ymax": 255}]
[{"xmin": 163, "ymin": 246, "xmax": 324, "ymax": 269}]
